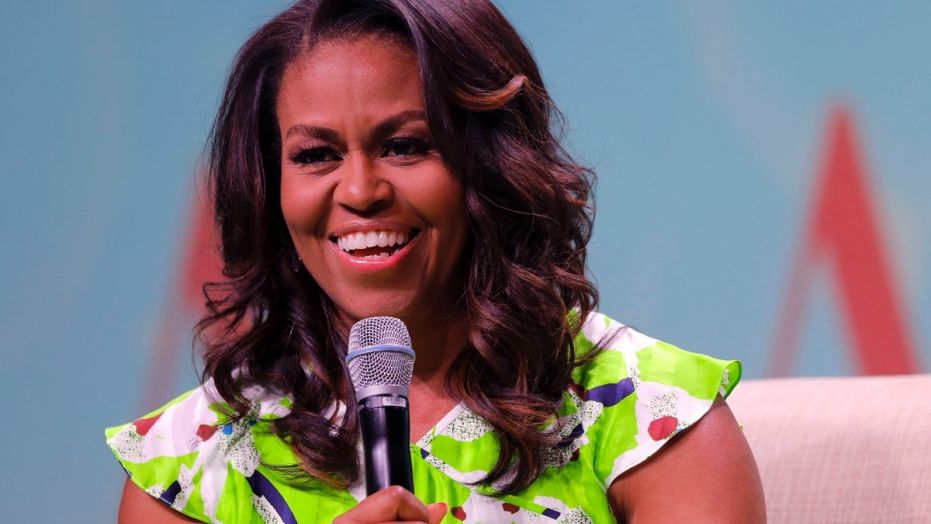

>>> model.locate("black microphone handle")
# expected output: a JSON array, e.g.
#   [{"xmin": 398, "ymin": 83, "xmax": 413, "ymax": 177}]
[{"xmin": 358, "ymin": 395, "xmax": 414, "ymax": 495}]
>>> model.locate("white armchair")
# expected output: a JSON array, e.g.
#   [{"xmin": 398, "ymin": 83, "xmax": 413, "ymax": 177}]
[{"xmin": 727, "ymin": 374, "xmax": 931, "ymax": 523}]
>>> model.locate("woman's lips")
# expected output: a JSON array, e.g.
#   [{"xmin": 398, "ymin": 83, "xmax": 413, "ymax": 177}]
[
  {"xmin": 335, "ymin": 229, "xmax": 413, "ymax": 252},
  {"xmin": 330, "ymin": 230, "xmax": 421, "ymax": 271}
]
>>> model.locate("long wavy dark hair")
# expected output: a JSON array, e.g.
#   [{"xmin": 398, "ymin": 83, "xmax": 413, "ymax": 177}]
[{"xmin": 198, "ymin": 0, "xmax": 599, "ymax": 495}]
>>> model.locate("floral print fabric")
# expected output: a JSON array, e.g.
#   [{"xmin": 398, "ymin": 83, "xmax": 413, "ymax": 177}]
[{"xmin": 106, "ymin": 313, "xmax": 740, "ymax": 523}]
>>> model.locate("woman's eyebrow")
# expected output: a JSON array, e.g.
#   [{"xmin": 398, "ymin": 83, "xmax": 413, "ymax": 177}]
[
  {"xmin": 284, "ymin": 124, "xmax": 343, "ymax": 146},
  {"xmin": 370, "ymin": 110, "xmax": 428, "ymax": 140},
  {"xmin": 283, "ymin": 110, "xmax": 427, "ymax": 147}
]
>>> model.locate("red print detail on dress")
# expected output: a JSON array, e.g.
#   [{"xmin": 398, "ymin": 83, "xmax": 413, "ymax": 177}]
[
  {"xmin": 648, "ymin": 416, "xmax": 678, "ymax": 440},
  {"xmin": 133, "ymin": 414, "xmax": 161, "ymax": 436},
  {"xmin": 451, "ymin": 506, "xmax": 467, "ymax": 520},
  {"xmin": 196, "ymin": 424, "xmax": 218, "ymax": 440},
  {"xmin": 568, "ymin": 381, "xmax": 587, "ymax": 400},
  {"xmin": 502, "ymin": 502, "xmax": 519, "ymax": 514}
]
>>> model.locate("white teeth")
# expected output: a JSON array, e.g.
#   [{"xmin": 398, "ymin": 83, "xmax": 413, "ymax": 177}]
[{"xmin": 337, "ymin": 230, "xmax": 413, "ymax": 253}]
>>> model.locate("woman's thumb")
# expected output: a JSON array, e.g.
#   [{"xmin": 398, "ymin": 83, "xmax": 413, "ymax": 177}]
[{"xmin": 427, "ymin": 502, "xmax": 448, "ymax": 524}]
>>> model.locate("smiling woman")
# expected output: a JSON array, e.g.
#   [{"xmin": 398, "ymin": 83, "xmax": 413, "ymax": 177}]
[
  {"xmin": 105, "ymin": 1, "xmax": 764, "ymax": 523},
  {"xmin": 278, "ymin": 36, "xmax": 469, "ymax": 339}
]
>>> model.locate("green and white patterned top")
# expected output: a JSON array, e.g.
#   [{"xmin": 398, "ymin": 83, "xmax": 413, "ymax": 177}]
[{"xmin": 105, "ymin": 312, "xmax": 740, "ymax": 523}]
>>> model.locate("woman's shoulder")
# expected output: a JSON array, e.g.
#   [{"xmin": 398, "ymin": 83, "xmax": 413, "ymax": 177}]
[
  {"xmin": 565, "ymin": 311, "xmax": 742, "ymax": 487},
  {"xmin": 105, "ymin": 380, "xmax": 293, "ymax": 462},
  {"xmin": 571, "ymin": 311, "xmax": 740, "ymax": 397},
  {"xmin": 104, "ymin": 380, "xmax": 301, "ymax": 522}
]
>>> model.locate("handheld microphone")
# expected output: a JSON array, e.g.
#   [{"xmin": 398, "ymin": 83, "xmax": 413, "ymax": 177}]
[{"xmin": 346, "ymin": 316, "xmax": 416, "ymax": 495}]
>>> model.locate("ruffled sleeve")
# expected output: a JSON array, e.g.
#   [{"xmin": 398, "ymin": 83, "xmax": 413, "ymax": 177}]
[
  {"xmin": 104, "ymin": 381, "xmax": 294, "ymax": 523},
  {"xmin": 571, "ymin": 313, "xmax": 741, "ymax": 489}
]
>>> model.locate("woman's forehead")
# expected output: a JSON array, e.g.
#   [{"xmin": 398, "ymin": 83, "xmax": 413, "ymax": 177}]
[
  {"xmin": 276, "ymin": 36, "xmax": 425, "ymax": 129},
  {"xmin": 287, "ymin": 34, "xmax": 417, "ymax": 83}
]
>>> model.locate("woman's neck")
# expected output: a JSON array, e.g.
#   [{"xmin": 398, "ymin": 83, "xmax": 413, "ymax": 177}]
[{"xmin": 406, "ymin": 312, "xmax": 468, "ymax": 389}]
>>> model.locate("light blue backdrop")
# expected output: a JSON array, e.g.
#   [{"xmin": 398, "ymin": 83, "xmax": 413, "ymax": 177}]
[{"xmin": 1, "ymin": 2, "xmax": 928, "ymax": 520}]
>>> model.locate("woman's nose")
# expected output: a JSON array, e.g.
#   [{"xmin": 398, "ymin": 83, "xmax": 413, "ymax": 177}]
[{"xmin": 332, "ymin": 153, "xmax": 393, "ymax": 214}]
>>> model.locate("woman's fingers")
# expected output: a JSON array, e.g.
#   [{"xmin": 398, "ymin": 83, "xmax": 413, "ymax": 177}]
[
  {"xmin": 427, "ymin": 502, "xmax": 448, "ymax": 524},
  {"xmin": 333, "ymin": 486, "xmax": 435, "ymax": 524}
]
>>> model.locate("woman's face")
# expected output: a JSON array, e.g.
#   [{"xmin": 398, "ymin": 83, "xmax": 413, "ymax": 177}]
[{"xmin": 277, "ymin": 35, "xmax": 469, "ymax": 332}]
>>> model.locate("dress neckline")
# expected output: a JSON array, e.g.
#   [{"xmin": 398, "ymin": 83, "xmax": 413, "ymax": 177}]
[{"xmin": 414, "ymin": 401, "xmax": 467, "ymax": 448}]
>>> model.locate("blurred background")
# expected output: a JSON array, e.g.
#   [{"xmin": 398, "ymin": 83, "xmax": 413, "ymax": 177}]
[{"xmin": 1, "ymin": 1, "xmax": 928, "ymax": 520}]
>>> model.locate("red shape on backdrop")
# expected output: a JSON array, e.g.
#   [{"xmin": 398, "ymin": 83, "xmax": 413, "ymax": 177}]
[
  {"xmin": 771, "ymin": 107, "xmax": 919, "ymax": 375},
  {"xmin": 141, "ymin": 187, "xmax": 224, "ymax": 411},
  {"xmin": 178, "ymin": 191, "xmax": 224, "ymax": 310}
]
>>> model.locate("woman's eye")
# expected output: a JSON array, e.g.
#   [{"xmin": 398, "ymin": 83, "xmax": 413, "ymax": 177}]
[
  {"xmin": 382, "ymin": 137, "xmax": 430, "ymax": 158},
  {"xmin": 289, "ymin": 147, "xmax": 340, "ymax": 165}
]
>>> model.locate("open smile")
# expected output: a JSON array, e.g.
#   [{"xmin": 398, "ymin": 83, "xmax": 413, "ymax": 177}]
[{"xmin": 329, "ymin": 228, "xmax": 421, "ymax": 266}]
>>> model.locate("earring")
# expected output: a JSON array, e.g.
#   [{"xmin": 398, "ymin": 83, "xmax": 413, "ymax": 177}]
[{"xmin": 292, "ymin": 251, "xmax": 303, "ymax": 273}]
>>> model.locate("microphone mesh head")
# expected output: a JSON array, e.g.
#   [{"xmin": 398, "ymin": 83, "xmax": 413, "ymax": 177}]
[
  {"xmin": 348, "ymin": 316, "xmax": 412, "ymax": 350},
  {"xmin": 346, "ymin": 317, "xmax": 414, "ymax": 392}
]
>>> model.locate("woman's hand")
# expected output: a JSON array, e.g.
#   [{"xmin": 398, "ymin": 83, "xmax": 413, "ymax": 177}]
[{"xmin": 333, "ymin": 486, "xmax": 447, "ymax": 524}]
